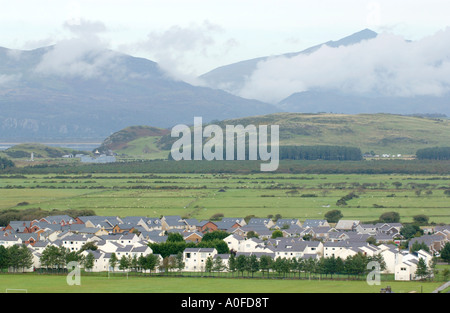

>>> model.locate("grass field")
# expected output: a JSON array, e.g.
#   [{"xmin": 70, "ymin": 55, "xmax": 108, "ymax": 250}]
[
  {"xmin": 0, "ymin": 173, "xmax": 449, "ymax": 223},
  {"xmin": 0, "ymin": 274, "xmax": 444, "ymax": 293}
]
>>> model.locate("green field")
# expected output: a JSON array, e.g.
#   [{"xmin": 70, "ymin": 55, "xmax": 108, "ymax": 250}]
[
  {"xmin": 0, "ymin": 173, "xmax": 449, "ymax": 223},
  {"xmin": 0, "ymin": 274, "xmax": 443, "ymax": 293}
]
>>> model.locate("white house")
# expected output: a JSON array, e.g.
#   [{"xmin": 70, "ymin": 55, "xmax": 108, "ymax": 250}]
[
  {"xmin": 61, "ymin": 234, "xmax": 92, "ymax": 252},
  {"xmin": 378, "ymin": 244, "xmax": 401, "ymax": 274},
  {"xmin": 0, "ymin": 236, "xmax": 22, "ymax": 248},
  {"xmin": 183, "ymin": 248, "xmax": 217, "ymax": 272},
  {"xmin": 394, "ymin": 249, "xmax": 433, "ymax": 281}
]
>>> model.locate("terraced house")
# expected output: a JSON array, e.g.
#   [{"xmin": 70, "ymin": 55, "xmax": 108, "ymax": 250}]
[{"xmin": 1, "ymin": 214, "xmax": 448, "ymax": 281}]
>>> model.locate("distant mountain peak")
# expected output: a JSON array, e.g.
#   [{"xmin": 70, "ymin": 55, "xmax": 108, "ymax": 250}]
[
  {"xmin": 330, "ymin": 28, "xmax": 378, "ymax": 46},
  {"xmin": 199, "ymin": 29, "xmax": 379, "ymax": 93}
]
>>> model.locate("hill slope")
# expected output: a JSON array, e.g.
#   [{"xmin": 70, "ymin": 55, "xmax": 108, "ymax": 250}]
[
  {"xmin": 156, "ymin": 113, "xmax": 450, "ymax": 156},
  {"xmin": 97, "ymin": 126, "xmax": 170, "ymax": 159},
  {"xmin": 1, "ymin": 143, "xmax": 87, "ymax": 159}
]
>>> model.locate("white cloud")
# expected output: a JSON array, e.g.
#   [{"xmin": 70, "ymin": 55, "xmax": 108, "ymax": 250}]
[
  {"xmin": 33, "ymin": 19, "xmax": 120, "ymax": 79},
  {"xmin": 121, "ymin": 20, "xmax": 237, "ymax": 84},
  {"xmin": 0, "ymin": 74, "xmax": 21, "ymax": 86},
  {"xmin": 239, "ymin": 28, "xmax": 450, "ymax": 103}
]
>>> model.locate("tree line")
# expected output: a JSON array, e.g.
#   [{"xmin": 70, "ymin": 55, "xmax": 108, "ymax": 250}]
[
  {"xmin": 416, "ymin": 147, "xmax": 450, "ymax": 160},
  {"xmin": 280, "ymin": 146, "xmax": 362, "ymax": 161},
  {"xmin": 168, "ymin": 145, "xmax": 363, "ymax": 161},
  {"xmin": 0, "ymin": 245, "xmax": 34, "ymax": 272},
  {"xmin": 203, "ymin": 252, "xmax": 387, "ymax": 280}
]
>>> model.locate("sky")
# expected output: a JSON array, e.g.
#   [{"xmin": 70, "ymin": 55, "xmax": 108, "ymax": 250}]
[{"xmin": 1, "ymin": 0, "xmax": 449, "ymax": 82}]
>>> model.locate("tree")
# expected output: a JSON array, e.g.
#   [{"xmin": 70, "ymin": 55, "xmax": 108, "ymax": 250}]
[
  {"xmin": 236, "ymin": 255, "xmax": 247, "ymax": 277},
  {"xmin": 246, "ymin": 231, "xmax": 258, "ymax": 239},
  {"xmin": 0, "ymin": 246, "xmax": 8, "ymax": 271},
  {"xmin": 379, "ymin": 212, "xmax": 400, "ymax": 223},
  {"xmin": 392, "ymin": 181, "xmax": 403, "ymax": 189},
  {"xmin": 259, "ymin": 255, "xmax": 272, "ymax": 278},
  {"xmin": 321, "ymin": 256, "xmax": 343, "ymax": 279},
  {"xmin": 442, "ymin": 268, "xmax": 450, "ymax": 281},
  {"xmin": 290, "ymin": 258, "xmax": 300, "ymax": 278},
  {"xmin": 210, "ymin": 213, "xmax": 224, "ymax": 221},
  {"xmin": 368, "ymin": 254, "xmax": 387, "ymax": 273},
  {"xmin": 168, "ymin": 255, "xmax": 177, "ymax": 273},
  {"xmin": 79, "ymin": 241, "xmax": 98, "ymax": 253},
  {"xmin": 66, "ymin": 251, "xmax": 81, "ymax": 264},
  {"xmin": 244, "ymin": 215, "xmax": 256, "ymax": 224},
  {"xmin": 272, "ymin": 257, "xmax": 291, "ymax": 278},
  {"xmin": 440, "ymin": 242, "xmax": 450, "ymax": 264},
  {"xmin": 304, "ymin": 257, "xmax": 318, "ymax": 280},
  {"xmin": 175, "ymin": 252, "xmax": 185, "ymax": 273},
  {"xmin": 325, "ymin": 210, "xmax": 343, "ymax": 223},
  {"xmin": 202, "ymin": 231, "xmax": 229, "ymax": 242},
  {"xmin": 400, "ymin": 224, "xmax": 423, "ymax": 240},
  {"xmin": 344, "ymin": 253, "xmax": 368, "ymax": 277},
  {"xmin": 409, "ymin": 241, "xmax": 430, "ymax": 253},
  {"xmin": 413, "ymin": 215, "xmax": 429, "ymax": 225},
  {"xmin": 205, "ymin": 256, "xmax": 214, "ymax": 275},
  {"xmin": 159, "ymin": 256, "xmax": 170, "ymax": 274},
  {"xmin": 130, "ymin": 255, "xmax": 139, "ymax": 272},
  {"xmin": 18, "ymin": 245, "xmax": 33, "ymax": 272},
  {"xmin": 271, "ymin": 230, "xmax": 283, "ymax": 239},
  {"xmin": 0, "ymin": 157, "xmax": 15, "ymax": 170},
  {"xmin": 109, "ymin": 253, "xmax": 118, "ymax": 272},
  {"xmin": 228, "ymin": 254, "xmax": 237, "ymax": 277},
  {"xmin": 247, "ymin": 255, "xmax": 260, "ymax": 278},
  {"xmin": 40, "ymin": 245, "xmax": 60, "ymax": 271},
  {"xmin": 415, "ymin": 258, "xmax": 430, "ymax": 280},
  {"xmin": 140, "ymin": 254, "xmax": 159, "ymax": 275},
  {"xmin": 213, "ymin": 256, "xmax": 225, "ymax": 276},
  {"xmin": 167, "ymin": 232, "xmax": 184, "ymax": 242},
  {"xmin": 56, "ymin": 246, "xmax": 68, "ymax": 270},
  {"xmin": 119, "ymin": 255, "xmax": 130, "ymax": 272},
  {"xmin": 84, "ymin": 252, "xmax": 95, "ymax": 272},
  {"xmin": 197, "ymin": 239, "xmax": 229, "ymax": 254}
]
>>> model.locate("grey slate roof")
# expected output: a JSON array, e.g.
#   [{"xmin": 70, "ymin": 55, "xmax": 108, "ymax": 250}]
[{"xmin": 303, "ymin": 219, "xmax": 328, "ymax": 228}]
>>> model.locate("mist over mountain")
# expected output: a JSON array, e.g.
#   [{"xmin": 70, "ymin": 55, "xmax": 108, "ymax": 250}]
[
  {"xmin": 0, "ymin": 45, "xmax": 278, "ymax": 141},
  {"xmin": 2, "ymin": 28, "xmax": 449, "ymax": 142},
  {"xmin": 200, "ymin": 29, "xmax": 378, "ymax": 95},
  {"xmin": 200, "ymin": 28, "xmax": 450, "ymax": 116}
]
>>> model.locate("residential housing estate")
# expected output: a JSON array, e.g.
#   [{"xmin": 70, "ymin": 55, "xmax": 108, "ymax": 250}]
[{"xmin": 1, "ymin": 214, "xmax": 449, "ymax": 281}]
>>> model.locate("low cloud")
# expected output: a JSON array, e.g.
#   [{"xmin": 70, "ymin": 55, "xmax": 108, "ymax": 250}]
[
  {"xmin": 0, "ymin": 74, "xmax": 21, "ymax": 87},
  {"xmin": 239, "ymin": 28, "xmax": 450, "ymax": 103},
  {"xmin": 34, "ymin": 19, "xmax": 121, "ymax": 79},
  {"xmin": 123, "ymin": 20, "xmax": 236, "ymax": 84}
]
